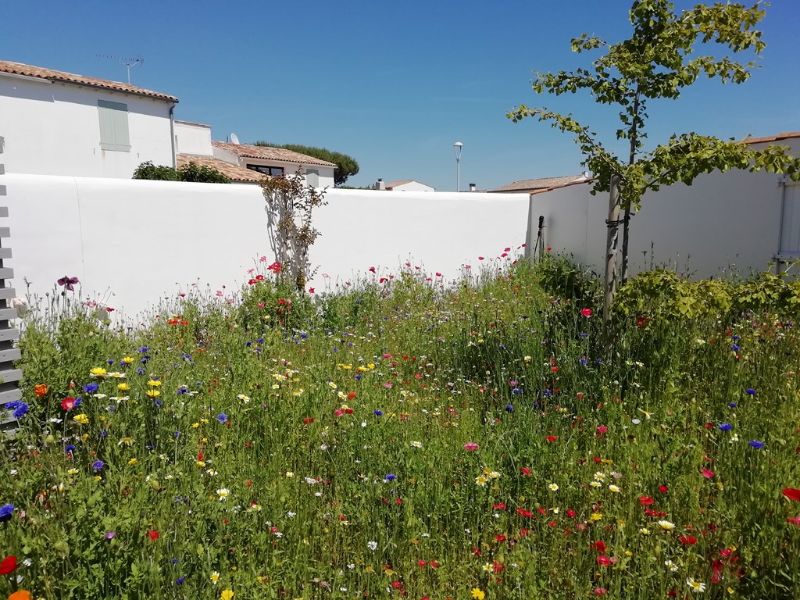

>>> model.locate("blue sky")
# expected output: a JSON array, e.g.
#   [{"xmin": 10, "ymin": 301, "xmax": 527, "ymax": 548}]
[{"xmin": 2, "ymin": 0, "xmax": 799, "ymax": 190}]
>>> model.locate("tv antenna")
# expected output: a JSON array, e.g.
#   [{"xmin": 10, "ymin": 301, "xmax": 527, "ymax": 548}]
[{"xmin": 96, "ymin": 54, "xmax": 144, "ymax": 84}]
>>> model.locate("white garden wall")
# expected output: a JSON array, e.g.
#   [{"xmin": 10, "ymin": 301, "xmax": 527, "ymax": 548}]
[
  {"xmin": 531, "ymin": 138, "xmax": 800, "ymax": 278},
  {"xmin": 0, "ymin": 174, "xmax": 529, "ymax": 318}
]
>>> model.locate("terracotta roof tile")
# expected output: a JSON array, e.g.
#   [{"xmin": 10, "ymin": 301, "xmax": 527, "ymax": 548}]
[
  {"xmin": 489, "ymin": 174, "xmax": 589, "ymax": 193},
  {"xmin": 212, "ymin": 141, "xmax": 336, "ymax": 168},
  {"xmin": 0, "ymin": 60, "xmax": 178, "ymax": 102},
  {"xmin": 177, "ymin": 154, "xmax": 266, "ymax": 183},
  {"xmin": 742, "ymin": 131, "xmax": 800, "ymax": 145}
]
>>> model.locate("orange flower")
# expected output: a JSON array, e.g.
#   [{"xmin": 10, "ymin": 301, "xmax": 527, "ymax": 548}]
[
  {"xmin": 9, "ymin": 590, "xmax": 32, "ymax": 600},
  {"xmin": 34, "ymin": 383, "xmax": 48, "ymax": 398}
]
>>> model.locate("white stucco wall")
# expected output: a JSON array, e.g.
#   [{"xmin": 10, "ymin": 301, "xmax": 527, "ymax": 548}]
[
  {"xmin": 0, "ymin": 174, "xmax": 529, "ymax": 318},
  {"xmin": 530, "ymin": 138, "xmax": 800, "ymax": 278},
  {"xmin": 0, "ymin": 74, "xmax": 174, "ymax": 179},
  {"xmin": 388, "ymin": 181, "xmax": 435, "ymax": 192},
  {"xmin": 174, "ymin": 120, "xmax": 212, "ymax": 156}
]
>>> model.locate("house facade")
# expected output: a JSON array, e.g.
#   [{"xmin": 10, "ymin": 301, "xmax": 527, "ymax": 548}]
[
  {"xmin": 383, "ymin": 179, "xmax": 435, "ymax": 192},
  {"xmin": 212, "ymin": 142, "xmax": 336, "ymax": 187},
  {"xmin": 0, "ymin": 60, "xmax": 177, "ymax": 179}
]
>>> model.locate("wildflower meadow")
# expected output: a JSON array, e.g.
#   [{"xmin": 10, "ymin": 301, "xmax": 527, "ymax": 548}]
[{"xmin": 2, "ymin": 253, "xmax": 800, "ymax": 599}]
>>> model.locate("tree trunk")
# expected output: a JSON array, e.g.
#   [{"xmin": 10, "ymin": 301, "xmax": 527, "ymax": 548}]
[
  {"xmin": 603, "ymin": 175, "xmax": 621, "ymax": 321},
  {"xmin": 621, "ymin": 204, "xmax": 631, "ymax": 283},
  {"xmin": 621, "ymin": 90, "xmax": 640, "ymax": 285}
]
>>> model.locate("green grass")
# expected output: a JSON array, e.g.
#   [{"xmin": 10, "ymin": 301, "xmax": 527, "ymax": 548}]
[{"xmin": 2, "ymin": 260, "xmax": 800, "ymax": 599}]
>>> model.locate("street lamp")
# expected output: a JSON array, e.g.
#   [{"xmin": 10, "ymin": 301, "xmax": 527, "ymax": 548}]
[{"xmin": 453, "ymin": 141, "xmax": 463, "ymax": 192}]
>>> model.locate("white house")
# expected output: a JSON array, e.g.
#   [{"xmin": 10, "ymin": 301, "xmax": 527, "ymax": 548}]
[
  {"xmin": 384, "ymin": 179, "xmax": 435, "ymax": 192},
  {"xmin": 527, "ymin": 132, "xmax": 800, "ymax": 278},
  {"xmin": 0, "ymin": 60, "xmax": 178, "ymax": 178},
  {"xmin": 211, "ymin": 141, "xmax": 336, "ymax": 187}
]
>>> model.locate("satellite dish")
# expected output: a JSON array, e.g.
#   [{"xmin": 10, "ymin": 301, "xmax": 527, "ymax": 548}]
[{"xmin": 229, "ymin": 133, "xmax": 240, "ymax": 145}]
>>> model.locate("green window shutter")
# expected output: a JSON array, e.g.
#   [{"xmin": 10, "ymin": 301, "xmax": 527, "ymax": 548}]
[{"xmin": 98, "ymin": 100, "xmax": 131, "ymax": 151}]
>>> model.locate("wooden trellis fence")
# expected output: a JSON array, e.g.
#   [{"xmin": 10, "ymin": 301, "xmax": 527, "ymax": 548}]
[{"xmin": 0, "ymin": 136, "xmax": 22, "ymax": 436}]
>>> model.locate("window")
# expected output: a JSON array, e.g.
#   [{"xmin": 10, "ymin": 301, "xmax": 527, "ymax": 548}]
[
  {"xmin": 98, "ymin": 100, "xmax": 130, "ymax": 151},
  {"xmin": 247, "ymin": 164, "xmax": 284, "ymax": 176}
]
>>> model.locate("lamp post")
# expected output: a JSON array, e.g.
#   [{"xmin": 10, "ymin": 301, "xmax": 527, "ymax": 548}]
[{"xmin": 453, "ymin": 141, "xmax": 463, "ymax": 192}]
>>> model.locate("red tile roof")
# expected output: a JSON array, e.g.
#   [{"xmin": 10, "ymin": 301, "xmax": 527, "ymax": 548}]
[
  {"xmin": 0, "ymin": 60, "xmax": 178, "ymax": 102},
  {"xmin": 212, "ymin": 142, "xmax": 336, "ymax": 168},
  {"xmin": 489, "ymin": 174, "xmax": 589, "ymax": 193},
  {"xmin": 177, "ymin": 154, "xmax": 266, "ymax": 183},
  {"xmin": 742, "ymin": 131, "xmax": 800, "ymax": 145}
]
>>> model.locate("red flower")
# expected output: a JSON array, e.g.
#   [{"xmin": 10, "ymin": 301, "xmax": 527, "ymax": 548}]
[
  {"xmin": 787, "ymin": 516, "xmax": 800, "ymax": 526},
  {"xmin": 782, "ymin": 488, "xmax": 800, "ymax": 502},
  {"xmin": 494, "ymin": 534, "xmax": 507, "ymax": 543},
  {"xmin": 267, "ymin": 261, "xmax": 282, "ymax": 274},
  {"xmin": 61, "ymin": 397, "xmax": 76, "ymax": 411},
  {"xmin": 346, "ymin": 391, "xmax": 357, "ymax": 401},
  {"xmin": 596, "ymin": 425, "xmax": 608, "ymax": 436},
  {"xmin": 546, "ymin": 435, "xmax": 558, "ymax": 443},
  {"xmin": 429, "ymin": 560, "xmax": 440, "ymax": 569},
  {"xmin": 580, "ymin": 308, "xmax": 593, "ymax": 318},
  {"xmin": 0, "ymin": 555, "xmax": 17, "ymax": 575},
  {"xmin": 596, "ymin": 555, "xmax": 614, "ymax": 566},
  {"xmin": 493, "ymin": 502, "xmax": 506, "ymax": 511},
  {"xmin": 147, "ymin": 529, "xmax": 160, "ymax": 541},
  {"xmin": 592, "ymin": 540, "xmax": 606, "ymax": 553},
  {"xmin": 658, "ymin": 485, "xmax": 669, "ymax": 494},
  {"xmin": 302, "ymin": 417, "xmax": 315, "ymax": 425},
  {"xmin": 639, "ymin": 495, "xmax": 655, "ymax": 506},
  {"xmin": 519, "ymin": 467, "xmax": 532, "ymax": 476},
  {"xmin": 701, "ymin": 468, "xmax": 715, "ymax": 479},
  {"xmin": 34, "ymin": 384, "xmax": 48, "ymax": 398},
  {"xmin": 678, "ymin": 535, "xmax": 698, "ymax": 546}
]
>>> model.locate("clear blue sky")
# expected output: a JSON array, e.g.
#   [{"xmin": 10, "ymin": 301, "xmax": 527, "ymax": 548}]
[{"xmin": 2, "ymin": 0, "xmax": 798, "ymax": 190}]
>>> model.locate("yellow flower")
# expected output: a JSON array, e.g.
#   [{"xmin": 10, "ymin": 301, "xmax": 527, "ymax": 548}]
[
  {"xmin": 121, "ymin": 356, "xmax": 134, "ymax": 364},
  {"xmin": 66, "ymin": 468, "xmax": 79, "ymax": 475},
  {"xmin": 210, "ymin": 571, "xmax": 220, "ymax": 584},
  {"xmin": 147, "ymin": 379, "xmax": 162, "ymax": 387},
  {"xmin": 128, "ymin": 458, "xmax": 138, "ymax": 466},
  {"xmin": 608, "ymin": 484, "xmax": 621, "ymax": 493},
  {"xmin": 90, "ymin": 367, "xmax": 107, "ymax": 378},
  {"xmin": 590, "ymin": 512, "xmax": 603, "ymax": 521},
  {"xmin": 146, "ymin": 389, "xmax": 161, "ymax": 398},
  {"xmin": 73, "ymin": 414, "xmax": 90, "ymax": 425},
  {"xmin": 475, "ymin": 474, "xmax": 488, "ymax": 486},
  {"xmin": 548, "ymin": 483, "xmax": 559, "ymax": 492},
  {"xmin": 471, "ymin": 588, "xmax": 486, "ymax": 600},
  {"xmin": 119, "ymin": 436, "xmax": 134, "ymax": 446},
  {"xmin": 117, "ymin": 383, "xmax": 130, "ymax": 392},
  {"xmin": 220, "ymin": 590, "xmax": 235, "ymax": 600}
]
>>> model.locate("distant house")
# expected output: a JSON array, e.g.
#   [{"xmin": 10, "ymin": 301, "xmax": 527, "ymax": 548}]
[
  {"xmin": 212, "ymin": 141, "xmax": 336, "ymax": 187},
  {"xmin": 489, "ymin": 174, "xmax": 590, "ymax": 194},
  {"xmin": 384, "ymin": 179, "xmax": 435, "ymax": 192},
  {"xmin": 0, "ymin": 59, "xmax": 178, "ymax": 178}
]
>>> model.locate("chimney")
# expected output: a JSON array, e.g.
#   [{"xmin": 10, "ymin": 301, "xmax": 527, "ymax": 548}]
[
  {"xmin": 376, "ymin": 178, "xmax": 385, "ymax": 191},
  {"xmin": 469, "ymin": 183, "xmax": 477, "ymax": 192}
]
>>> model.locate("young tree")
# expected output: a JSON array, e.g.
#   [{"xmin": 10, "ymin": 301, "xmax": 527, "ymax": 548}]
[
  {"xmin": 508, "ymin": 0, "xmax": 800, "ymax": 318},
  {"xmin": 261, "ymin": 170, "xmax": 327, "ymax": 292}
]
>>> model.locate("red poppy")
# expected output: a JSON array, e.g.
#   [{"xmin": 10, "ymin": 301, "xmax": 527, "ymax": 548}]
[
  {"xmin": 0, "ymin": 555, "xmax": 17, "ymax": 575},
  {"xmin": 782, "ymin": 488, "xmax": 800, "ymax": 502},
  {"xmin": 592, "ymin": 540, "xmax": 606, "ymax": 553},
  {"xmin": 61, "ymin": 397, "xmax": 76, "ymax": 411},
  {"xmin": 678, "ymin": 535, "xmax": 698, "ymax": 546},
  {"xmin": 596, "ymin": 425, "xmax": 608, "ymax": 436},
  {"xmin": 519, "ymin": 467, "xmax": 532, "ymax": 476},
  {"xmin": 346, "ymin": 391, "xmax": 357, "ymax": 401},
  {"xmin": 787, "ymin": 516, "xmax": 800, "ymax": 527},
  {"xmin": 493, "ymin": 502, "xmax": 506, "ymax": 511},
  {"xmin": 639, "ymin": 495, "xmax": 655, "ymax": 506},
  {"xmin": 596, "ymin": 555, "xmax": 614, "ymax": 566},
  {"xmin": 546, "ymin": 435, "xmax": 558, "ymax": 443},
  {"xmin": 494, "ymin": 534, "xmax": 507, "ymax": 543},
  {"xmin": 147, "ymin": 529, "xmax": 160, "ymax": 541},
  {"xmin": 580, "ymin": 308, "xmax": 593, "ymax": 318},
  {"xmin": 658, "ymin": 485, "xmax": 669, "ymax": 494}
]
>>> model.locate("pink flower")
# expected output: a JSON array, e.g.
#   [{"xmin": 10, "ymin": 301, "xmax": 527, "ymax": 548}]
[
  {"xmin": 596, "ymin": 425, "xmax": 608, "ymax": 436},
  {"xmin": 701, "ymin": 468, "xmax": 715, "ymax": 479},
  {"xmin": 580, "ymin": 308, "xmax": 593, "ymax": 318},
  {"xmin": 463, "ymin": 442, "xmax": 479, "ymax": 452},
  {"xmin": 787, "ymin": 516, "xmax": 800, "ymax": 526}
]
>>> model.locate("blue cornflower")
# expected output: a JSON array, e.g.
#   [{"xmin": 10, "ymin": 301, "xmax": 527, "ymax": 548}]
[
  {"xmin": 181, "ymin": 353, "xmax": 192, "ymax": 362},
  {"xmin": 718, "ymin": 423, "xmax": 733, "ymax": 432},
  {"xmin": 728, "ymin": 402, "xmax": 738, "ymax": 409},
  {"xmin": 84, "ymin": 383, "xmax": 99, "ymax": 394},
  {"xmin": 65, "ymin": 444, "xmax": 75, "ymax": 455},
  {"xmin": 354, "ymin": 374, "xmax": 363, "ymax": 381},
  {"xmin": 731, "ymin": 344, "xmax": 740, "ymax": 352},
  {"xmin": 136, "ymin": 367, "xmax": 146, "ymax": 376},
  {"xmin": 175, "ymin": 576, "xmax": 186, "ymax": 585},
  {"xmin": 216, "ymin": 413, "xmax": 228, "ymax": 424},
  {"xmin": 542, "ymin": 388, "xmax": 553, "ymax": 398},
  {"xmin": 138, "ymin": 346, "xmax": 149, "ymax": 353},
  {"xmin": 373, "ymin": 409, "xmax": 383, "ymax": 417},
  {"xmin": 384, "ymin": 474, "xmax": 397, "ymax": 482},
  {"xmin": 174, "ymin": 431, "xmax": 181, "ymax": 438},
  {"xmin": 0, "ymin": 503, "xmax": 14, "ymax": 522},
  {"xmin": 92, "ymin": 460, "xmax": 105, "ymax": 472},
  {"xmin": 257, "ymin": 337, "xmax": 265, "ymax": 344},
  {"xmin": 177, "ymin": 386, "xmax": 189, "ymax": 395},
  {"xmin": 505, "ymin": 403, "xmax": 514, "ymax": 413},
  {"xmin": 749, "ymin": 439, "xmax": 765, "ymax": 449},
  {"xmin": 6, "ymin": 401, "xmax": 29, "ymax": 419},
  {"xmin": 99, "ymin": 430, "xmax": 109, "ymax": 439},
  {"xmin": 106, "ymin": 358, "xmax": 115, "ymax": 366},
  {"xmin": 153, "ymin": 399, "xmax": 163, "ymax": 408},
  {"xmin": 511, "ymin": 387, "xmax": 523, "ymax": 396},
  {"xmin": 578, "ymin": 357, "xmax": 589, "ymax": 366},
  {"xmin": 578, "ymin": 331, "xmax": 589, "ymax": 339},
  {"xmin": 745, "ymin": 388, "xmax": 756, "ymax": 396},
  {"xmin": 73, "ymin": 397, "xmax": 83, "ymax": 408},
  {"xmin": 245, "ymin": 341, "xmax": 252, "ymax": 347}
]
